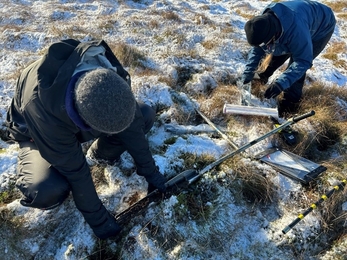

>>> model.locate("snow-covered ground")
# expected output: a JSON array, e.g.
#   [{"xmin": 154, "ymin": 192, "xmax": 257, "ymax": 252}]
[{"xmin": 0, "ymin": 0, "xmax": 346, "ymax": 259}]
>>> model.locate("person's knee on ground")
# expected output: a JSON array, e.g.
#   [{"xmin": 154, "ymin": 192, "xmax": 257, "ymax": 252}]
[
  {"xmin": 16, "ymin": 171, "xmax": 70, "ymax": 210},
  {"xmin": 16, "ymin": 141, "xmax": 71, "ymax": 210}
]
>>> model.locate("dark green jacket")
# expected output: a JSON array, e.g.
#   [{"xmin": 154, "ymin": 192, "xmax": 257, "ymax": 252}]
[{"xmin": 6, "ymin": 39, "xmax": 156, "ymax": 229}]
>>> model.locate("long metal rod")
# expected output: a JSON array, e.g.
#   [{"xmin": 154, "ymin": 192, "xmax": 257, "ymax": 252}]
[
  {"xmin": 191, "ymin": 111, "xmax": 315, "ymax": 181},
  {"xmin": 115, "ymin": 111, "xmax": 315, "ymax": 223},
  {"xmin": 194, "ymin": 108, "xmax": 239, "ymax": 150},
  {"xmin": 282, "ymin": 179, "xmax": 347, "ymax": 234}
]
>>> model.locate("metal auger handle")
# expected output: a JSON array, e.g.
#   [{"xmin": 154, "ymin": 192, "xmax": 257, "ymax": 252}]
[{"xmin": 292, "ymin": 110, "xmax": 315, "ymax": 123}]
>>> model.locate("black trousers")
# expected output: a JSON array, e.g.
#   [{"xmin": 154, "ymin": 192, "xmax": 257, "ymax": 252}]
[{"xmin": 16, "ymin": 103, "xmax": 155, "ymax": 210}]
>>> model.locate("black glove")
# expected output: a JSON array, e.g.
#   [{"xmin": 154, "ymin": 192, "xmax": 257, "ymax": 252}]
[
  {"xmin": 277, "ymin": 98, "xmax": 300, "ymax": 118},
  {"xmin": 264, "ymin": 82, "xmax": 282, "ymax": 99},
  {"xmin": 92, "ymin": 211, "xmax": 122, "ymax": 240},
  {"xmin": 145, "ymin": 168, "xmax": 167, "ymax": 193},
  {"xmin": 253, "ymin": 73, "xmax": 269, "ymax": 85}
]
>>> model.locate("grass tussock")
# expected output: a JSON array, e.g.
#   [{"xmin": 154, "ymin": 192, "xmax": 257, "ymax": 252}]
[
  {"xmin": 322, "ymin": 42, "xmax": 347, "ymax": 69},
  {"xmin": 324, "ymin": 1, "xmax": 347, "ymax": 12},
  {"xmin": 284, "ymin": 81, "xmax": 347, "ymax": 162},
  {"xmin": 48, "ymin": 25, "xmax": 96, "ymax": 40},
  {"xmin": 174, "ymin": 185, "xmax": 216, "ymax": 222},
  {"xmin": 0, "ymin": 207, "xmax": 27, "ymax": 248},
  {"xmin": 198, "ymin": 85, "xmax": 242, "ymax": 119},
  {"xmin": 193, "ymin": 14, "xmax": 214, "ymax": 25},
  {"xmin": 234, "ymin": 10, "xmax": 256, "ymax": 21},
  {"xmin": 0, "ymin": 182, "xmax": 21, "ymax": 207},
  {"xmin": 288, "ymin": 82, "xmax": 347, "ymax": 159},
  {"xmin": 162, "ymin": 11, "xmax": 181, "ymax": 22},
  {"xmin": 305, "ymin": 171, "xmax": 347, "ymax": 252},
  {"xmin": 168, "ymin": 103, "xmax": 196, "ymax": 125},
  {"xmin": 337, "ymin": 13, "xmax": 347, "ymax": 19},
  {"xmin": 250, "ymin": 80, "xmax": 267, "ymax": 99},
  {"xmin": 110, "ymin": 42, "xmax": 147, "ymax": 69},
  {"xmin": 226, "ymin": 159, "xmax": 276, "ymax": 204},
  {"xmin": 0, "ymin": 208, "xmax": 16, "ymax": 227},
  {"xmin": 158, "ymin": 74, "xmax": 177, "ymax": 88},
  {"xmin": 201, "ymin": 39, "xmax": 219, "ymax": 50},
  {"xmin": 319, "ymin": 183, "xmax": 347, "ymax": 234},
  {"xmin": 178, "ymin": 152, "xmax": 216, "ymax": 171}
]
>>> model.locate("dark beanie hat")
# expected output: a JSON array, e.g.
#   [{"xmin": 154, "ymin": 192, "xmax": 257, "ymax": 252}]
[
  {"xmin": 244, "ymin": 12, "xmax": 277, "ymax": 46},
  {"xmin": 74, "ymin": 68, "xmax": 136, "ymax": 134}
]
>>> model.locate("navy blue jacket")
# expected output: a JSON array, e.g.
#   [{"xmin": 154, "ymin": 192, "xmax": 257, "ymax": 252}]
[{"xmin": 243, "ymin": 0, "xmax": 336, "ymax": 90}]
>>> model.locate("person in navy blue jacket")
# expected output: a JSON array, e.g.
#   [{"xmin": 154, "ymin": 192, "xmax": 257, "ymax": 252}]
[{"xmin": 241, "ymin": 0, "xmax": 336, "ymax": 117}]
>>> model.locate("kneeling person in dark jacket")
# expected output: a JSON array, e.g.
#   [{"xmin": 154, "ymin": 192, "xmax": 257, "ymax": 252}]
[{"xmin": 5, "ymin": 39, "xmax": 166, "ymax": 239}]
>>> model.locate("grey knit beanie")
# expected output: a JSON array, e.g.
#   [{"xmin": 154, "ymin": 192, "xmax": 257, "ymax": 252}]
[{"xmin": 74, "ymin": 68, "xmax": 136, "ymax": 134}]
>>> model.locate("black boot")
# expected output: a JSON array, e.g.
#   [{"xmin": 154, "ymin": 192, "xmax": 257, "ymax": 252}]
[
  {"xmin": 277, "ymin": 99, "xmax": 300, "ymax": 119},
  {"xmin": 86, "ymin": 140, "xmax": 121, "ymax": 166}
]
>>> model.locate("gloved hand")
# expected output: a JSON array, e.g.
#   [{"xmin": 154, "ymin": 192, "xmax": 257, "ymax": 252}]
[
  {"xmin": 253, "ymin": 73, "xmax": 269, "ymax": 85},
  {"xmin": 145, "ymin": 168, "xmax": 167, "ymax": 193},
  {"xmin": 264, "ymin": 82, "xmax": 282, "ymax": 99}
]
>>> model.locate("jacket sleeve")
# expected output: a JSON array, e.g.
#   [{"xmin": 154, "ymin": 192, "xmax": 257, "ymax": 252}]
[
  {"xmin": 112, "ymin": 103, "xmax": 157, "ymax": 177},
  {"xmin": 243, "ymin": 47, "xmax": 265, "ymax": 81},
  {"xmin": 274, "ymin": 29, "xmax": 313, "ymax": 90}
]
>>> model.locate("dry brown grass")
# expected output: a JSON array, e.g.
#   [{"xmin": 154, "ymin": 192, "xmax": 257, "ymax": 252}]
[
  {"xmin": 221, "ymin": 24, "xmax": 234, "ymax": 34},
  {"xmin": 322, "ymin": 42, "xmax": 347, "ymax": 70},
  {"xmin": 178, "ymin": 152, "xmax": 216, "ymax": 171},
  {"xmin": 250, "ymin": 79, "xmax": 268, "ymax": 100},
  {"xmin": 48, "ymin": 24, "xmax": 98, "ymax": 40},
  {"xmin": 227, "ymin": 158, "xmax": 276, "ymax": 204},
  {"xmin": 162, "ymin": 11, "xmax": 181, "ymax": 22},
  {"xmin": 324, "ymin": 1, "xmax": 347, "ymax": 12},
  {"xmin": 158, "ymin": 74, "xmax": 177, "ymax": 88},
  {"xmin": 193, "ymin": 13, "xmax": 214, "ymax": 25},
  {"xmin": 148, "ymin": 19, "xmax": 160, "ymax": 29},
  {"xmin": 198, "ymin": 85, "xmax": 241, "ymax": 119},
  {"xmin": 0, "ymin": 179, "xmax": 21, "ymax": 207},
  {"xmin": 319, "ymin": 181, "xmax": 347, "ymax": 234},
  {"xmin": 234, "ymin": 10, "xmax": 255, "ymax": 21},
  {"xmin": 169, "ymin": 104, "xmax": 196, "ymax": 125},
  {"xmin": 201, "ymin": 39, "xmax": 218, "ymax": 50},
  {"xmin": 109, "ymin": 42, "xmax": 147, "ymax": 69},
  {"xmin": 0, "ymin": 207, "xmax": 29, "ymax": 257},
  {"xmin": 337, "ymin": 13, "xmax": 347, "ymax": 19},
  {"xmin": 287, "ymin": 82, "xmax": 347, "ymax": 159}
]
